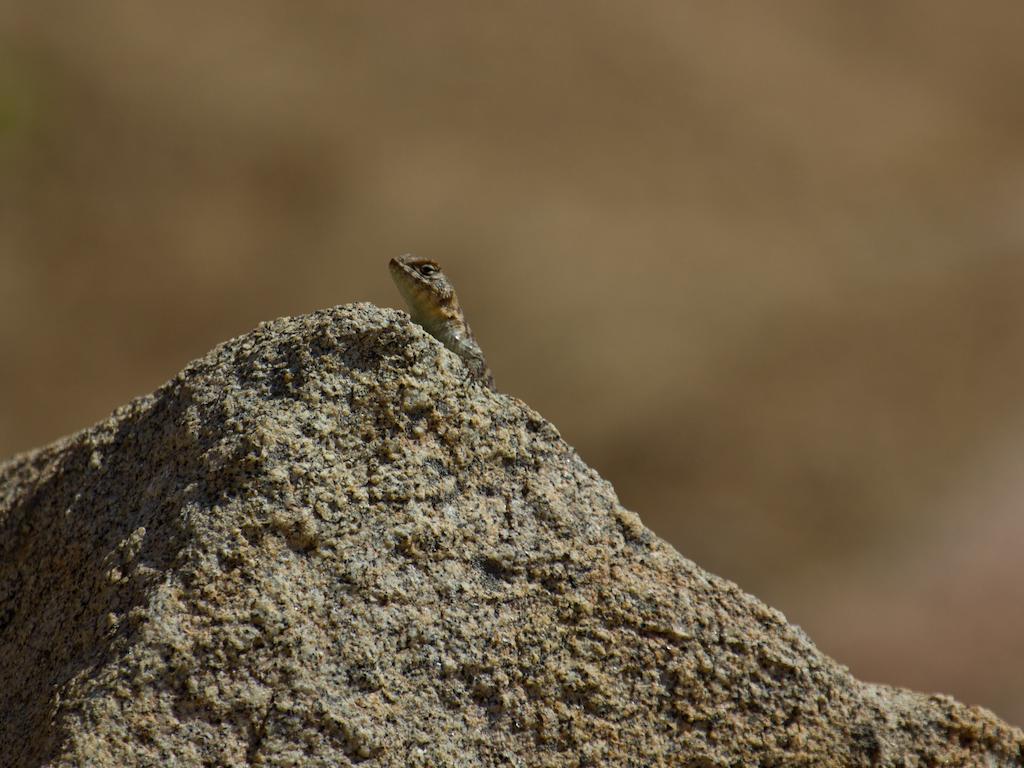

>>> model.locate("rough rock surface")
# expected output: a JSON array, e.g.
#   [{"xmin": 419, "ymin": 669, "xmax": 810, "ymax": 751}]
[{"xmin": 1, "ymin": 304, "xmax": 1021, "ymax": 768}]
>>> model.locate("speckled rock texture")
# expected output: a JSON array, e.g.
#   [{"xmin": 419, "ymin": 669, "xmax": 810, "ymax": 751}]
[{"xmin": 1, "ymin": 304, "xmax": 1021, "ymax": 768}]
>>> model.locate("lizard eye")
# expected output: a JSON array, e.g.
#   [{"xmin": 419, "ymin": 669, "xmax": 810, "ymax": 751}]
[{"xmin": 418, "ymin": 264, "xmax": 438, "ymax": 277}]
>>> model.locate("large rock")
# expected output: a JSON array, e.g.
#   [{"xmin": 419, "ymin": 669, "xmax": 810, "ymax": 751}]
[{"xmin": 1, "ymin": 304, "xmax": 1020, "ymax": 767}]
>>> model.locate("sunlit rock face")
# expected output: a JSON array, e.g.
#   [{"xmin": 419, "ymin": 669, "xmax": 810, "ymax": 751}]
[{"xmin": 1, "ymin": 304, "xmax": 1021, "ymax": 767}]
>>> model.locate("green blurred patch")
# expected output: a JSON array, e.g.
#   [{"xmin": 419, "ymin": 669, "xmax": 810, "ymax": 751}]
[{"xmin": 0, "ymin": 55, "xmax": 37, "ymax": 161}]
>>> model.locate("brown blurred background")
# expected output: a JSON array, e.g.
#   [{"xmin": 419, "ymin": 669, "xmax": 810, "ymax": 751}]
[{"xmin": 2, "ymin": 0, "xmax": 1023, "ymax": 726}]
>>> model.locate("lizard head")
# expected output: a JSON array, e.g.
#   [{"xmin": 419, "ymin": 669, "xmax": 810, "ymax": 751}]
[{"xmin": 389, "ymin": 254, "xmax": 456, "ymax": 306}]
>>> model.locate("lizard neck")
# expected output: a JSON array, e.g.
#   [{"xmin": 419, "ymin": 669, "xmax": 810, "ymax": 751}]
[
  {"xmin": 419, "ymin": 312, "xmax": 470, "ymax": 351},
  {"xmin": 409, "ymin": 296, "xmax": 465, "ymax": 341}
]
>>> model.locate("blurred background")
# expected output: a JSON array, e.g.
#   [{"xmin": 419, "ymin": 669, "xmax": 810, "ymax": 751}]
[{"xmin": 2, "ymin": 0, "xmax": 1023, "ymax": 726}]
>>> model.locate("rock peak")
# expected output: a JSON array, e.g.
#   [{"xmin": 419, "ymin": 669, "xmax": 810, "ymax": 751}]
[{"xmin": 1, "ymin": 304, "xmax": 1021, "ymax": 767}]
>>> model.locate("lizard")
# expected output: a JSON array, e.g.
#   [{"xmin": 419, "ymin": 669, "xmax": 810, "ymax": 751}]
[{"xmin": 389, "ymin": 254, "xmax": 496, "ymax": 390}]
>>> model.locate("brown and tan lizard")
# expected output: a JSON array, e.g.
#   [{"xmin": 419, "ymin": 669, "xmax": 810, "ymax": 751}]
[{"xmin": 389, "ymin": 254, "xmax": 496, "ymax": 390}]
